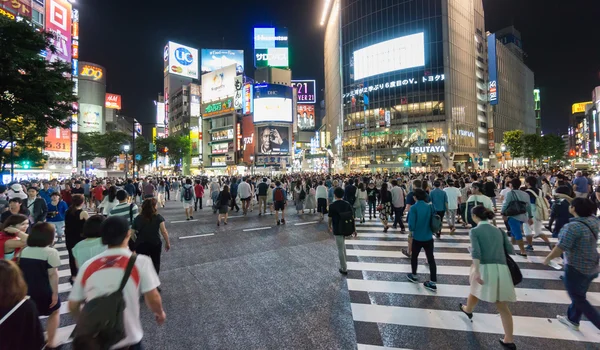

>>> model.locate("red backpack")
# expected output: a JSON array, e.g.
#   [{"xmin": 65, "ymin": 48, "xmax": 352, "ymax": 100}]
[{"xmin": 274, "ymin": 188, "xmax": 285, "ymax": 202}]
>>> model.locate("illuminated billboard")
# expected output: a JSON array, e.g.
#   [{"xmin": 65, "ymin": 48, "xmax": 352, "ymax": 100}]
[
  {"xmin": 156, "ymin": 102, "xmax": 165, "ymax": 126},
  {"xmin": 190, "ymin": 95, "xmax": 200, "ymax": 117},
  {"xmin": 167, "ymin": 41, "xmax": 198, "ymax": 79},
  {"xmin": 253, "ymin": 84, "xmax": 293, "ymax": 124},
  {"xmin": 353, "ymin": 32, "xmax": 425, "ymax": 81},
  {"xmin": 2, "ymin": 0, "xmax": 31, "ymax": 18},
  {"xmin": 234, "ymin": 76, "xmax": 243, "ymax": 110},
  {"xmin": 297, "ymin": 104, "xmax": 315, "ymax": 131},
  {"xmin": 201, "ymin": 49, "xmax": 244, "ymax": 74},
  {"xmin": 254, "ymin": 27, "xmax": 289, "ymax": 68},
  {"xmin": 79, "ymin": 63, "xmax": 105, "ymax": 84},
  {"xmin": 243, "ymin": 83, "xmax": 253, "ymax": 115},
  {"xmin": 257, "ymin": 126, "xmax": 290, "ymax": 155},
  {"xmin": 488, "ymin": 33, "xmax": 498, "ymax": 105},
  {"xmin": 572, "ymin": 102, "xmax": 592, "ymax": 114},
  {"xmin": 45, "ymin": 0, "xmax": 72, "ymax": 63},
  {"xmin": 105, "ymin": 93, "xmax": 121, "ymax": 109},
  {"xmin": 201, "ymin": 97, "xmax": 234, "ymax": 118},
  {"xmin": 291, "ymin": 80, "xmax": 316, "ymax": 104},
  {"xmin": 44, "ymin": 127, "xmax": 71, "ymax": 158},
  {"xmin": 201, "ymin": 64, "xmax": 236, "ymax": 102},
  {"xmin": 79, "ymin": 103, "xmax": 103, "ymax": 133}
]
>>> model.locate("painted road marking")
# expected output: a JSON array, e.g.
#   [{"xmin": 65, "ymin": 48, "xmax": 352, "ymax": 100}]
[
  {"xmin": 171, "ymin": 219, "xmax": 199, "ymax": 223},
  {"xmin": 179, "ymin": 233, "xmax": 215, "ymax": 239},
  {"xmin": 295, "ymin": 221, "xmax": 319, "ymax": 226},
  {"xmin": 243, "ymin": 226, "xmax": 272, "ymax": 232}
]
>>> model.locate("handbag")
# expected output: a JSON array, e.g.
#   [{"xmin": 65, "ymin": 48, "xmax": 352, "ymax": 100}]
[
  {"xmin": 0, "ymin": 296, "xmax": 29, "ymax": 325},
  {"xmin": 500, "ymin": 228, "xmax": 523, "ymax": 285},
  {"xmin": 502, "ymin": 191, "xmax": 527, "ymax": 217},
  {"xmin": 430, "ymin": 204, "xmax": 442, "ymax": 233}
]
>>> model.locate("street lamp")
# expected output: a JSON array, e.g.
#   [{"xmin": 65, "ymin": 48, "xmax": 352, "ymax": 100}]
[
  {"xmin": 250, "ymin": 155, "xmax": 254, "ymax": 175},
  {"xmin": 123, "ymin": 144, "xmax": 130, "ymax": 179},
  {"xmin": 500, "ymin": 144, "xmax": 506, "ymax": 169}
]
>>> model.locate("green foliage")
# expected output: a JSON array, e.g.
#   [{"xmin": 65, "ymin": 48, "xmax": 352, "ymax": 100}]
[
  {"xmin": 0, "ymin": 16, "xmax": 77, "ymax": 172},
  {"xmin": 542, "ymin": 134, "xmax": 566, "ymax": 161},
  {"xmin": 156, "ymin": 135, "xmax": 191, "ymax": 168},
  {"xmin": 522, "ymin": 133, "xmax": 544, "ymax": 161},
  {"xmin": 76, "ymin": 132, "xmax": 97, "ymax": 163},
  {"xmin": 133, "ymin": 137, "xmax": 155, "ymax": 167},
  {"xmin": 75, "ymin": 132, "xmax": 129, "ymax": 168},
  {"xmin": 503, "ymin": 130, "xmax": 524, "ymax": 158}
]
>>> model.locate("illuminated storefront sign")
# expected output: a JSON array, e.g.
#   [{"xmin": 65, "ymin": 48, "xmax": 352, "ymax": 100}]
[
  {"xmin": 79, "ymin": 64, "xmax": 104, "ymax": 81},
  {"xmin": 410, "ymin": 145, "xmax": 447, "ymax": 154},
  {"xmin": 45, "ymin": 0, "xmax": 72, "ymax": 63},
  {"xmin": 342, "ymin": 74, "xmax": 444, "ymax": 98},
  {"xmin": 0, "ymin": 7, "xmax": 16, "ymax": 20},
  {"xmin": 488, "ymin": 33, "xmax": 498, "ymax": 105},
  {"xmin": 202, "ymin": 97, "xmax": 234, "ymax": 118},
  {"xmin": 71, "ymin": 58, "xmax": 78, "ymax": 76},
  {"xmin": 211, "ymin": 129, "xmax": 234, "ymax": 141},
  {"xmin": 105, "ymin": 93, "xmax": 122, "ymax": 109},
  {"xmin": 291, "ymin": 80, "xmax": 316, "ymax": 104},
  {"xmin": 458, "ymin": 130, "xmax": 474, "ymax": 138},
  {"xmin": 167, "ymin": 41, "xmax": 198, "ymax": 79},
  {"xmin": 1, "ymin": 0, "xmax": 31, "ymax": 18},
  {"xmin": 243, "ymin": 83, "xmax": 253, "ymax": 115},
  {"xmin": 254, "ymin": 27, "xmax": 289, "ymax": 68},
  {"xmin": 572, "ymin": 102, "xmax": 591, "ymax": 114}
]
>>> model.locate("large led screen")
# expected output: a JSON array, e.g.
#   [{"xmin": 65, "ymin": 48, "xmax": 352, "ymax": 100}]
[
  {"xmin": 201, "ymin": 49, "xmax": 244, "ymax": 74},
  {"xmin": 254, "ymin": 27, "xmax": 289, "ymax": 68},
  {"xmin": 353, "ymin": 32, "xmax": 425, "ymax": 81},
  {"xmin": 168, "ymin": 41, "xmax": 199, "ymax": 79},
  {"xmin": 201, "ymin": 64, "xmax": 236, "ymax": 102},
  {"xmin": 257, "ymin": 126, "xmax": 290, "ymax": 155},
  {"xmin": 253, "ymin": 84, "xmax": 293, "ymax": 123}
]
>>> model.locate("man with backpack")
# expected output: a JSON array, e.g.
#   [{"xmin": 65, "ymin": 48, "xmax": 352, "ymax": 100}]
[
  {"xmin": 328, "ymin": 187, "xmax": 357, "ymax": 275},
  {"xmin": 524, "ymin": 176, "xmax": 553, "ymax": 251},
  {"xmin": 68, "ymin": 216, "xmax": 165, "ymax": 350},
  {"xmin": 273, "ymin": 181, "xmax": 287, "ymax": 225},
  {"xmin": 180, "ymin": 178, "xmax": 196, "ymax": 221}
]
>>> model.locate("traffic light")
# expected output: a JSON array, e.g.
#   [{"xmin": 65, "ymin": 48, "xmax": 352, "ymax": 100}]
[
  {"xmin": 403, "ymin": 159, "xmax": 411, "ymax": 167},
  {"xmin": 468, "ymin": 157, "xmax": 473, "ymax": 162},
  {"xmin": 21, "ymin": 160, "xmax": 31, "ymax": 169}
]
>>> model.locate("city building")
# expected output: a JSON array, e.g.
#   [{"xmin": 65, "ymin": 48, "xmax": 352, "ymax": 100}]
[
  {"xmin": 77, "ymin": 61, "xmax": 106, "ymax": 134},
  {"xmin": 534, "ymin": 89, "xmax": 541, "ymax": 135},
  {"xmin": 322, "ymin": 0, "xmax": 489, "ymax": 172},
  {"xmin": 570, "ymin": 101, "xmax": 593, "ymax": 158}
]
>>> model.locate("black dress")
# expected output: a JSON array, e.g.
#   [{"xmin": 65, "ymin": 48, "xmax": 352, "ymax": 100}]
[
  {"xmin": 218, "ymin": 192, "xmax": 232, "ymax": 214},
  {"xmin": 0, "ymin": 298, "xmax": 45, "ymax": 350},
  {"xmin": 64, "ymin": 209, "xmax": 85, "ymax": 278}
]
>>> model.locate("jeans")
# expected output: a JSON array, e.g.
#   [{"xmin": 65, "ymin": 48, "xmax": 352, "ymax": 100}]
[
  {"xmin": 49, "ymin": 221, "xmax": 65, "ymax": 238},
  {"xmin": 211, "ymin": 192, "xmax": 220, "ymax": 212},
  {"xmin": 368, "ymin": 200, "xmax": 376, "ymax": 218},
  {"xmin": 411, "ymin": 239, "xmax": 437, "ymax": 282},
  {"xmin": 194, "ymin": 197, "xmax": 202, "ymax": 210},
  {"xmin": 355, "ymin": 199, "xmax": 366, "ymax": 219},
  {"xmin": 335, "ymin": 235, "xmax": 347, "ymax": 271},
  {"xmin": 563, "ymin": 264, "xmax": 600, "ymax": 329},
  {"xmin": 446, "ymin": 209, "xmax": 457, "ymax": 227},
  {"xmin": 393, "ymin": 207, "xmax": 405, "ymax": 230}
]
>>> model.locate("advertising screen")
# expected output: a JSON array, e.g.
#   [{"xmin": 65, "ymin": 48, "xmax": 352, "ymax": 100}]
[
  {"xmin": 234, "ymin": 76, "xmax": 243, "ymax": 110},
  {"xmin": 572, "ymin": 102, "xmax": 591, "ymax": 114},
  {"xmin": 353, "ymin": 32, "xmax": 425, "ymax": 81},
  {"xmin": 291, "ymin": 80, "xmax": 316, "ymax": 104},
  {"xmin": 3, "ymin": 0, "xmax": 32, "ymax": 18},
  {"xmin": 45, "ymin": 0, "xmax": 72, "ymax": 63},
  {"xmin": 257, "ymin": 126, "xmax": 290, "ymax": 155},
  {"xmin": 201, "ymin": 49, "xmax": 244, "ymax": 74},
  {"xmin": 296, "ymin": 104, "xmax": 315, "ymax": 131},
  {"xmin": 202, "ymin": 97, "xmax": 234, "ymax": 118},
  {"xmin": 487, "ymin": 33, "xmax": 498, "ymax": 105},
  {"xmin": 105, "ymin": 93, "xmax": 121, "ymax": 109},
  {"xmin": 79, "ymin": 103, "xmax": 103, "ymax": 133},
  {"xmin": 156, "ymin": 102, "xmax": 165, "ymax": 126},
  {"xmin": 243, "ymin": 83, "xmax": 253, "ymax": 115},
  {"xmin": 201, "ymin": 64, "xmax": 236, "ymax": 102},
  {"xmin": 190, "ymin": 95, "xmax": 200, "ymax": 117},
  {"xmin": 253, "ymin": 84, "xmax": 293, "ymax": 123},
  {"xmin": 167, "ymin": 41, "xmax": 199, "ymax": 79},
  {"xmin": 254, "ymin": 27, "xmax": 289, "ymax": 68},
  {"xmin": 44, "ymin": 127, "xmax": 71, "ymax": 158},
  {"xmin": 241, "ymin": 115, "xmax": 254, "ymax": 162},
  {"xmin": 79, "ymin": 63, "xmax": 105, "ymax": 84}
]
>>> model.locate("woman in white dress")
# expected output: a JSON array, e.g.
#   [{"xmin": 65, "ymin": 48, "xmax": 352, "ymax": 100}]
[{"xmin": 459, "ymin": 205, "xmax": 517, "ymax": 350}]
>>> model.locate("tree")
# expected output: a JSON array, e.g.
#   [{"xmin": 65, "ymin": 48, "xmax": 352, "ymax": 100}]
[
  {"xmin": 503, "ymin": 130, "xmax": 524, "ymax": 160},
  {"xmin": 542, "ymin": 134, "xmax": 566, "ymax": 162},
  {"xmin": 156, "ymin": 135, "xmax": 191, "ymax": 172},
  {"xmin": 77, "ymin": 132, "xmax": 97, "ymax": 164},
  {"xmin": 93, "ymin": 132, "xmax": 130, "ymax": 169},
  {"xmin": 0, "ymin": 17, "xmax": 77, "ymax": 172},
  {"xmin": 133, "ymin": 136, "xmax": 155, "ymax": 168},
  {"xmin": 522, "ymin": 133, "xmax": 545, "ymax": 163}
]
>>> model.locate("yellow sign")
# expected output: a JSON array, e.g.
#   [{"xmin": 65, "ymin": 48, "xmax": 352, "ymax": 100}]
[
  {"xmin": 80, "ymin": 65, "xmax": 104, "ymax": 81},
  {"xmin": 0, "ymin": 8, "xmax": 15, "ymax": 20},
  {"xmin": 572, "ymin": 102, "xmax": 592, "ymax": 114}
]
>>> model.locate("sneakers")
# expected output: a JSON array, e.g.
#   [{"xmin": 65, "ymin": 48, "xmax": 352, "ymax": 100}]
[
  {"xmin": 525, "ymin": 245, "xmax": 534, "ymax": 251},
  {"xmin": 406, "ymin": 273, "xmax": 418, "ymax": 283},
  {"xmin": 435, "ymin": 232, "xmax": 441, "ymax": 239},
  {"xmin": 424, "ymin": 281, "xmax": 437, "ymax": 292},
  {"xmin": 281, "ymin": 219, "xmax": 286, "ymax": 224},
  {"xmin": 450, "ymin": 227, "xmax": 456, "ymax": 235},
  {"xmin": 56, "ymin": 237, "xmax": 63, "ymax": 244},
  {"xmin": 557, "ymin": 315, "xmax": 580, "ymax": 331},
  {"xmin": 277, "ymin": 220, "xmax": 281, "ymax": 226},
  {"xmin": 190, "ymin": 216, "xmax": 194, "ymax": 220},
  {"xmin": 401, "ymin": 249, "xmax": 411, "ymax": 258}
]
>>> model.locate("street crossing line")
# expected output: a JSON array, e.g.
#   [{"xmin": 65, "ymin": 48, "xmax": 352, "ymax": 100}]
[
  {"xmin": 179, "ymin": 233, "xmax": 215, "ymax": 239},
  {"xmin": 345, "ymin": 239, "xmax": 560, "ymax": 252},
  {"xmin": 357, "ymin": 345, "xmax": 413, "ymax": 350},
  {"xmin": 171, "ymin": 219, "xmax": 199, "ymax": 223},
  {"xmin": 351, "ymin": 303, "xmax": 600, "ymax": 343},
  {"xmin": 295, "ymin": 221, "xmax": 319, "ymax": 226},
  {"xmin": 243, "ymin": 226, "xmax": 272, "ymax": 232}
]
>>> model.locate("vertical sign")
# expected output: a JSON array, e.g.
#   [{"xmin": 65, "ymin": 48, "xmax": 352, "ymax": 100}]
[
  {"xmin": 45, "ymin": 0, "xmax": 72, "ymax": 63},
  {"xmin": 487, "ymin": 33, "xmax": 498, "ymax": 105},
  {"xmin": 243, "ymin": 83, "xmax": 253, "ymax": 115},
  {"xmin": 234, "ymin": 76, "xmax": 243, "ymax": 110}
]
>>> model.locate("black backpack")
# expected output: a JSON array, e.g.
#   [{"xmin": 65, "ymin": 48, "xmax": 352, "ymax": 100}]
[
  {"xmin": 183, "ymin": 186, "xmax": 193, "ymax": 201},
  {"xmin": 71, "ymin": 254, "xmax": 138, "ymax": 350},
  {"xmin": 338, "ymin": 208, "xmax": 356, "ymax": 236},
  {"xmin": 299, "ymin": 188, "xmax": 306, "ymax": 200}
]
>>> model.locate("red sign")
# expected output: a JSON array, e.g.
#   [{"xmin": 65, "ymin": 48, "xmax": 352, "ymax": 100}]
[
  {"xmin": 241, "ymin": 115, "xmax": 255, "ymax": 163},
  {"xmin": 44, "ymin": 127, "xmax": 71, "ymax": 155},
  {"xmin": 105, "ymin": 93, "xmax": 122, "ymax": 109},
  {"xmin": 1, "ymin": 0, "xmax": 31, "ymax": 18},
  {"xmin": 72, "ymin": 43, "xmax": 79, "ymax": 59},
  {"xmin": 45, "ymin": 0, "xmax": 71, "ymax": 63}
]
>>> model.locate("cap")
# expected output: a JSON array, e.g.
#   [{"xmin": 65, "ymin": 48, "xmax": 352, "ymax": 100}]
[{"xmin": 10, "ymin": 183, "xmax": 21, "ymax": 192}]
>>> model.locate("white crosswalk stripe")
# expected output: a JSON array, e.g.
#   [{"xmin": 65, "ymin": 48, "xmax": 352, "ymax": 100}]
[{"xmin": 345, "ymin": 210, "xmax": 600, "ymax": 348}]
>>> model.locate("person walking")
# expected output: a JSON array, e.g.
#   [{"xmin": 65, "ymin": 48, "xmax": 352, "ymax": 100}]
[
  {"xmin": 72, "ymin": 215, "xmax": 107, "ymax": 267},
  {"xmin": 257, "ymin": 178, "xmax": 269, "ymax": 216},
  {"xmin": 46, "ymin": 192, "xmax": 69, "ymax": 244},
  {"xmin": 237, "ymin": 178, "xmax": 252, "ymax": 216},
  {"xmin": 316, "ymin": 181, "xmax": 329, "ymax": 221},
  {"xmin": 406, "ymin": 189, "xmax": 437, "ymax": 292},
  {"xmin": 305, "ymin": 181, "xmax": 317, "ymax": 214},
  {"xmin": 354, "ymin": 183, "xmax": 367, "ymax": 224},
  {"xmin": 131, "ymin": 198, "xmax": 171, "ymax": 277},
  {"xmin": 99, "ymin": 186, "xmax": 119, "ymax": 217},
  {"xmin": 572, "ymin": 171, "xmax": 590, "ymax": 198},
  {"xmin": 391, "ymin": 180, "xmax": 406, "ymax": 232},
  {"xmin": 548, "ymin": 186, "xmax": 573, "ymax": 237},
  {"xmin": 229, "ymin": 177, "xmax": 240, "ymax": 213},
  {"xmin": 23, "ymin": 187, "xmax": 48, "ymax": 225},
  {"xmin": 216, "ymin": 185, "xmax": 232, "ymax": 226},
  {"xmin": 0, "ymin": 259, "xmax": 46, "ymax": 350},
  {"xmin": 273, "ymin": 181, "xmax": 287, "ymax": 225},
  {"xmin": 366, "ymin": 182, "xmax": 379, "ymax": 220},
  {"xmin": 501, "ymin": 178, "xmax": 533, "ymax": 257},
  {"xmin": 18, "ymin": 223, "xmax": 62, "ymax": 350},
  {"xmin": 430, "ymin": 181, "xmax": 448, "ymax": 239},
  {"xmin": 68, "ymin": 216, "xmax": 166, "ymax": 349},
  {"xmin": 171, "ymin": 178, "xmax": 181, "ymax": 200},
  {"xmin": 180, "ymin": 178, "xmax": 196, "ymax": 221},
  {"xmin": 543, "ymin": 198, "xmax": 600, "ymax": 331},
  {"xmin": 328, "ymin": 187, "xmax": 357, "ymax": 275},
  {"xmin": 444, "ymin": 180, "xmax": 462, "ymax": 234},
  {"xmin": 293, "ymin": 181, "xmax": 306, "ymax": 214},
  {"xmin": 64, "ymin": 194, "xmax": 88, "ymax": 283},
  {"xmin": 459, "ymin": 205, "xmax": 516, "ymax": 350},
  {"xmin": 194, "ymin": 179, "xmax": 204, "ymax": 211},
  {"xmin": 523, "ymin": 176, "xmax": 552, "ymax": 251},
  {"xmin": 379, "ymin": 182, "xmax": 393, "ymax": 233},
  {"xmin": 156, "ymin": 180, "xmax": 166, "ymax": 208},
  {"xmin": 0, "ymin": 214, "xmax": 29, "ymax": 260}
]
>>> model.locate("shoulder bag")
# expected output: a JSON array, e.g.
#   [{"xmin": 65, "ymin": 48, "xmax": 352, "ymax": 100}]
[
  {"xmin": 0, "ymin": 296, "xmax": 30, "ymax": 325},
  {"xmin": 500, "ymin": 228, "xmax": 523, "ymax": 285},
  {"xmin": 429, "ymin": 204, "xmax": 442, "ymax": 233},
  {"xmin": 502, "ymin": 191, "xmax": 527, "ymax": 217}
]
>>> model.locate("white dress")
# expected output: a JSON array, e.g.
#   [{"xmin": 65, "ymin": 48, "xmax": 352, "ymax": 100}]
[{"xmin": 470, "ymin": 263, "xmax": 516, "ymax": 302}]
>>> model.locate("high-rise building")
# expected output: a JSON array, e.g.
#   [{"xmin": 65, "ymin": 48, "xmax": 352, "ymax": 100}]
[
  {"xmin": 495, "ymin": 26, "xmax": 525, "ymax": 62},
  {"xmin": 534, "ymin": 89, "xmax": 541, "ymax": 135},
  {"xmin": 322, "ymin": 0, "xmax": 489, "ymax": 172},
  {"xmin": 570, "ymin": 101, "xmax": 593, "ymax": 157}
]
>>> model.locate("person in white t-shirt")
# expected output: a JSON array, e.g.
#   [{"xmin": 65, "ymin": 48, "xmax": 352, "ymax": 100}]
[
  {"xmin": 68, "ymin": 216, "xmax": 166, "ymax": 349},
  {"xmin": 443, "ymin": 180, "xmax": 462, "ymax": 234}
]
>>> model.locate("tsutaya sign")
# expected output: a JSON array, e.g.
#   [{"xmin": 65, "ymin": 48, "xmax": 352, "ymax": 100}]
[
  {"xmin": 342, "ymin": 74, "xmax": 444, "ymax": 98},
  {"xmin": 410, "ymin": 145, "xmax": 447, "ymax": 154}
]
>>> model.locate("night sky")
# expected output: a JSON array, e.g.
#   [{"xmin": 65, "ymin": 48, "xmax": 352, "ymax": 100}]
[{"xmin": 79, "ymin": 0, "xmax": 599, "ymax": 135}]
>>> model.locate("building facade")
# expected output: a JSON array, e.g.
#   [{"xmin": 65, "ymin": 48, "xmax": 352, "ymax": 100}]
[
  {"xmin": 569, "ymin": 101, "xmax": 593, "ymax": 158},
  {"xmin": 323, "ymin": 0, "xmax": 489, "ymax": 172}
]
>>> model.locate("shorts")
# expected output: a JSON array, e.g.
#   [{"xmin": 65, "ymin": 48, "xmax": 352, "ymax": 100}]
[
  {"xmin": 507, "ymin": 217, "xmax": 524, "ymax": 241},
  {"xmin": 182, "ymin": 201, "xmax": 193, "ymax": 209},
  {"xmin": 274, "ymin": 201, "xmax": 285, "ymax": 211},
  {"xmin": 317, "ymin": 198, "xmax": 328, "ymax": 213},
  {"xmin": 242, "ymin": 197, "xmax": 251, "ymax": 202}
]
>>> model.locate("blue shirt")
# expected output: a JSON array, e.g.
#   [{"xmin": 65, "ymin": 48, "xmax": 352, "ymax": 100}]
[
  {"xmin": 46, "ymin": 200, "xmax": 68, "ymax": 222},
  {"xmin": 429, "ymin": 188, "xmax": 448, "ymax": 212},
  {"xmin": 573, "ymin": 176, "xmax": 589, "ymax": 193},
  {"xmin": 408, "ymin": 200, "xmax": 434, "ymax": 242},
  {"xmin": 38, "ymin": 189, "xmax": 53, "ymax": 203}
]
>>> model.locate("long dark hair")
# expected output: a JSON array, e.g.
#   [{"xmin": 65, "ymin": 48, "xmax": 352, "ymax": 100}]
[
  {"xmin": 67, "ymin": 194, "xmax": 85, "ymax": 215},
  {"xmin": 221, "ymin": 185, "xmax": 230, "ymax": 196},
  {"xmin": 380, "ymin": 183, "xmax": 389, "ymax": 201},
  {"xmin": 108, "ymin": 186, "xmax": 117, "ymax": 203},
  {"xmin": 141, "ymin": 197, "xmax": 158, "ymax": 221},
  {"xmin": 0, "ymin": 214, "xmax": 28, "ymax": 234}
]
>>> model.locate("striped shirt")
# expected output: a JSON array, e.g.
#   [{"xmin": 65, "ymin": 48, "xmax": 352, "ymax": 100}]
[{"xmin": 108, "ymin": 202, "xmax": 139, "ymax": 226}]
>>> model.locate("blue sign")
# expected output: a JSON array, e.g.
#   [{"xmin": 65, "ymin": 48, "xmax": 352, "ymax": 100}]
[
  {"xmin": 135, "ymin": 154, "xmax": 141, "ymax": 161},
  {"xmin": 201, "ymin": 49, "xmax": 244, "ymax": 74},
  {"xmin": 487, "ymin": 33, "xmax": 498, "ymax": 105},
  {"xmin": 174, "ymin": 47, "xmax": 193, "ymax": 66},
  {"xmin": 253, "ymin": 27, "xmax": 289, "ymax": 68},
  {"xmin": 254, "ymin": 83, "xmax": 293, "ymax": 100},
  {"xmin": 72, "ymin": 59, "xmax": 78, "ymax": 77}
]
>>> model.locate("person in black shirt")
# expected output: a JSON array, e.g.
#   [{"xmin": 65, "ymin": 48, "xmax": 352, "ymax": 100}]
[
  {"xmin": 0, "ymin": 198, "xmax": 29, "ymax": 224},
  {"xmin": 366, "ymin": 182, "xmax": 379, "ymax": 220},
  {"xmin": 257, "ymin": 178, "xmax": 269, "ymax": 216},
  {"xmin": 328, "ymin": 187, "xmax": 356, "ymax": 275},
  {"xmin": 343, "ymin": 179, "xmax": 357, "ymax": 206}
]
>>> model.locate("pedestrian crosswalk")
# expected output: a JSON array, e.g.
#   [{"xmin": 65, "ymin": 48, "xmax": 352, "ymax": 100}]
[{"xmin": 346, "ymin": 211, "xmax": 600, "ymax": 349}]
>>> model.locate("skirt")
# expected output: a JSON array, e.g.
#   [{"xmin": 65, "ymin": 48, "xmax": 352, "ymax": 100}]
[
  {"xmin": 305, "ymin": 195, "xmax": 317, "ymax": 210},
  {"xmin": 470, "ymin": 264, "xmax": 517, "ymax": 303}
]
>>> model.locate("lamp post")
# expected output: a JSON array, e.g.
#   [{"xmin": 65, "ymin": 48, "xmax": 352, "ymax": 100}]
[
  {"xmin": 123, "ymin": 144, "xmax": 130, "ymax": 179},
  {"xmin": 501, "ymin": 144, "xmax": 506, "ymax": 169},
  {"xmin": 0, "ymin": 121, "xmax": 14, "ymax": 182},
  {"xmin": 250, "ymin": 155, "xmax": 254, "ymax": 175}
]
